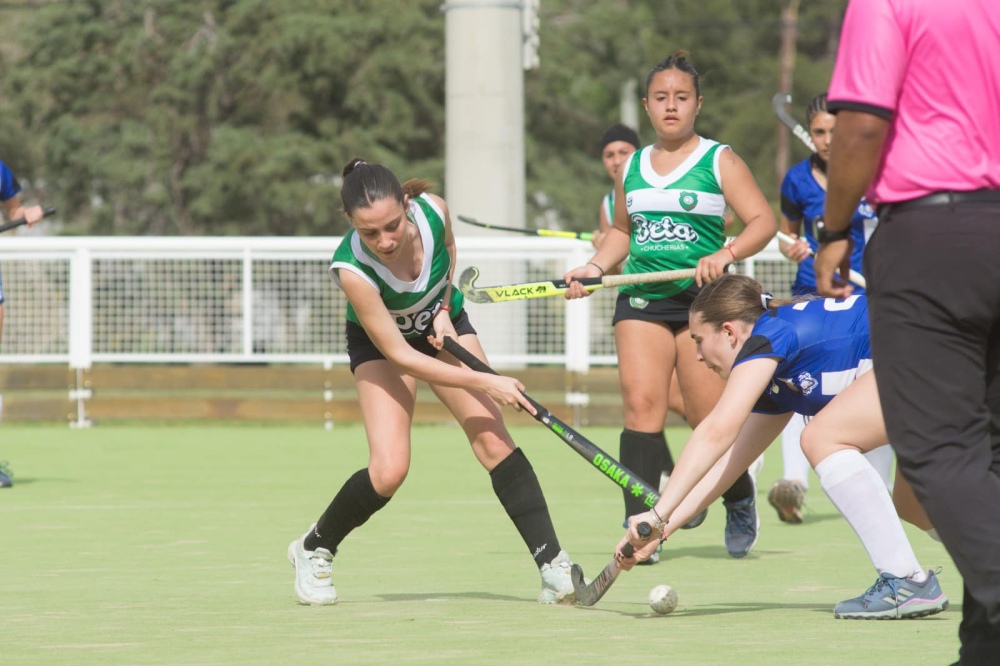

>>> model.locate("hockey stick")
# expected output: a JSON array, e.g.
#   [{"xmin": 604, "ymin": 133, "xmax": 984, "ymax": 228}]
[
  {"xmin": 776, "ymin": 230, "xmax": 867, "ymax": 289},
  {"xmin": 772, "ymin": 93, "xmax": 817, "ymax": 152},
  {"xmin": 457, "ymin": 215, "xmax": 594, "ymax": 242},
  {"xmin": 440, "ymin": 336, "xmax": 660, "ymax": 503},
  {"xmin": 457, "ymin": 265, "xmax": 696, "ymax": 304},
  {"xmin": 572, "ymin": 522, "xmax": 653, "ymax": 607},
  {"xmin": 0, "ymin": 206, "xmax": 57, "ymax": 233}
]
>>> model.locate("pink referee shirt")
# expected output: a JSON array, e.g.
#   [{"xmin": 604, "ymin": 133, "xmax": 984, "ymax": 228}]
[{"xmin": 828, "ymin": 0, "xmax": 1000, "ymax": 204}]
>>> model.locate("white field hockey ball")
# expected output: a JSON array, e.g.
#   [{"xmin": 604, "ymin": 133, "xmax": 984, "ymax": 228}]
[{"xmin": 648, "ymin": 584, "xmax": 678, "ymax": 615}]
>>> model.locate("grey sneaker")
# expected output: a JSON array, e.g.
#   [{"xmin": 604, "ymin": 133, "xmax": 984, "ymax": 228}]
[
  {"xmin": 723, "ymin": 492, "xmax": 759, "ymax": 558},
  {"xmin": 287, "ymin": 525, "xmax": 337, "ymax": 605},
  {"xmin": 834, "ymin": 570, "xmax": 949, "ymax": 620},
  {"xmin": 768, "ymin": 479, "xmax": 805, "ymax": 524},
  {"xmin": 0, "ymin": 460, "xmax": 13, "ymax": 488},
  {"xmin": 681, "ymin": 507, "xmax": 709, "ymax": 530},
  {"xmin": 538, "ymin": 550, "xmax": 577, "ymax": 604}
]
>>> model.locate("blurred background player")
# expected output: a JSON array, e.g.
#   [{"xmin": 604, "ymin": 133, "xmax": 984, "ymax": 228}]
[
  {"xmin": 619, "ymin": 274, "xmax": 948, "ymax": 620},
  {"xmin": 288, "ymin": 158, "xmax": 579, "ymax": 605},
  {"xmin": 564, "ymin": 53, "xmax": 777, "ymax": 559},
  {"xmin": 0, "ymin": 159, "xmax": 45, "ymax": 488},
  {"xmin": 770, "ymin": 93, "xmax": 891, "ymax": 523}
]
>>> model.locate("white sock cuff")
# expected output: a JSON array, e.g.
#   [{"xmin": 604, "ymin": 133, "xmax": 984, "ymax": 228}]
[{"xmin": 815, "ymin": 449, "xmax": 871, "ymax": 489}]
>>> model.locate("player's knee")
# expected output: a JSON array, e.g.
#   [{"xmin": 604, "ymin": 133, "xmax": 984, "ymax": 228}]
[
  {"xmin": 798, "ymin": 424, "xmax": 827, "ymax": 467},
  {"xmin": 368, "ymin": 458, "xmax": 409, "ymax": 495},
  {"xmin": 471, "ymin": 430, "xmax": 514, "ymax": 468},
  {"xmin": 622, "ymin": 395, "xmax": 667, "ymax": 428}
]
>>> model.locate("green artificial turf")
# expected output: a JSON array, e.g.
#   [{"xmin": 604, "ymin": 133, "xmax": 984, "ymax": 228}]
[{"xmin": 0, "ymin": 424, "xmax": 960, "ymax": 665}]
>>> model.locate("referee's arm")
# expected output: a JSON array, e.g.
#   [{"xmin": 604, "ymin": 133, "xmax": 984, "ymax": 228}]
[{"xmin": 824, "ymin": 109, "xmax": 890, "ymax": 233}]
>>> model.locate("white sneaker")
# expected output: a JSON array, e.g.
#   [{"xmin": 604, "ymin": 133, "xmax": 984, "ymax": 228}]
[
  {"xmin": 287, "ymin": 525, "xmax": 337, "ymax": 605},
  {"xmin": 538, "ymin": 550, "xmax": 576, "ymax": 604}
]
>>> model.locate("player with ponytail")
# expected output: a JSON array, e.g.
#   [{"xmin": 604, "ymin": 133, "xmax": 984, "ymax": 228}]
[{"xmin": 615, "ymin": 274, "xmax": 948, "ymax": 620}]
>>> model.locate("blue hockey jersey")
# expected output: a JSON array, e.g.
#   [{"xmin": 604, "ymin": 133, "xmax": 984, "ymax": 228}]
[
  {"xmin": 780, "ymin": 158, "xmax": 873, "ymax": 295},
  {"xmin": 732, "ymin": 295, "xmax": 871, "ymax": 416}
]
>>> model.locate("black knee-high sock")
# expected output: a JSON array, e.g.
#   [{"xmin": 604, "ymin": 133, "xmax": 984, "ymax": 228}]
[
  {"xmin": 491, "ymin": 448, "xmax": 561, "ymax": 569},
  {"xmin": 722, "ymin": 469, "xmax": 755, "ymax": 504},
  {"xmin": 620, "ymin": 429, "xmax": 673, "ymax": 518},
  {"xmin": 304, "ymin": 468, "xmax": 391, "ymax": 555}
]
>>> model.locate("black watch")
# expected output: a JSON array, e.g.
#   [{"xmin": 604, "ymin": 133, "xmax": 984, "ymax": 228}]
[{"xmin": 814, "ymin": 217, "xmax": 850, "ymax": 244}]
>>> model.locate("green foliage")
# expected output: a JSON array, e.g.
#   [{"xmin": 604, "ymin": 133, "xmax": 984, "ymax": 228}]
[{"xmin": 1, "ymin": 0, "xmax": 846, "ymax": 235}]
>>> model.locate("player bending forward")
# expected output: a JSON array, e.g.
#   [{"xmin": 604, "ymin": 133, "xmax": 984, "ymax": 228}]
[
  {"xmin": 617, "ymin": 274, "xmax": 948, "ymax": 619},
  {"xmin": 288, "ymin": 158, "xmax": 579, "ymax": 605}
]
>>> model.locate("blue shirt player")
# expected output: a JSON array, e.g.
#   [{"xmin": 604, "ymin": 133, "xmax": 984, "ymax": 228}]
[
  {"xmin": 612, "ymin": 274, "xmax": 948, "ymax": 621},
  {"xmin": 778, "ymin": 93, "xmax": 873, "ymax": 295},
  {"xmin": 0, "ymin": 160, "xmax": 45, "ymax": 489},
  {"xmin": 772, "ymin": 93, "xmax": 886, "ymax": 527}
]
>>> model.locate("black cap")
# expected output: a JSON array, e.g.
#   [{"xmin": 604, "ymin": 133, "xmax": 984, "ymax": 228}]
[{"xmin": 600, "ymin": 124, "xmax": 641, "ymax": 152}]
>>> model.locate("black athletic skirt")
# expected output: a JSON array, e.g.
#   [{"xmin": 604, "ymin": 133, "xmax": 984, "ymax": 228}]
[
  {"xmin": 612, "ymin": 285, "xmax": 702, "ymax": 334},
  {"xmin": 346, "ymin": 310, "xmax": 477, "ymax": 373}
]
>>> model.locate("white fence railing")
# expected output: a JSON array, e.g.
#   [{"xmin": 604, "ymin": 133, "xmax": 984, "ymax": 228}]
[{"xmin": 0, "ymin": 236, "xmax": 797, "ymax": 370}]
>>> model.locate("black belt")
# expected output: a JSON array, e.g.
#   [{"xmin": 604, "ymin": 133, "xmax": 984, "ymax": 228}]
[{"xmin": 878, "ymin": 189, "xmax": 1000, "ymax": 217}]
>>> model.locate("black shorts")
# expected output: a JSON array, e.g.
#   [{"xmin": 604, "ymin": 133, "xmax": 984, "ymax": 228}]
[
  {"xmin": 346, "ymin": 309, "xmax": 477, "ymax": 373},
  {"xmin": 612, "ymin": 285, "xmax": 702, "ymax": 334}
]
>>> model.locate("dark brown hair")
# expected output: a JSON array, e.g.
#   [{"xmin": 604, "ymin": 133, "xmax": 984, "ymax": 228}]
[
  {"xmin": 806, "ymin": 93, "xmax": 829, "ymax": 126},
  {"xmin": 340, "ymin": 158, "xmax": 432, "ymax": 217},
  {"xmin": 691, "ymin": 274, "xmax": 806, "ymax": 328},
  {"xmin": 645, "ymin": 51, "xmax": 700, "ymax": 98}
]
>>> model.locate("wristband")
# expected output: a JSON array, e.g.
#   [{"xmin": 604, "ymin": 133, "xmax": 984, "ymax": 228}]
[
  {"xmin": 725, "ymin": 245, "xmax": 737, "ymax": 262},
  {"xmin": 814, "ymin": 217, "xmax": 850, "ymax": 244},
  {"xmin": 439, "ymin": 305, "xmax": 451, "ymax": 312},
  {"xmin": 649, "ymin": 506, "xmax": 667, "ymax": 532},
  {"xmin": 587, "ymin": 261, "xmax": 606, "ymax": 276}
]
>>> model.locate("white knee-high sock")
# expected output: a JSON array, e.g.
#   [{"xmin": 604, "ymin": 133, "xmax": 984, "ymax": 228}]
[
  {"xmin": 781, "ymin": 414, "xmax": 810, "ymax": 487},
  {"xmin": 816, "ymin": 449, "xmax": 924, "ymax": 581},
  {"xmin": 863, "ymin": 444, "xmax": 894, "ymax": 492}
]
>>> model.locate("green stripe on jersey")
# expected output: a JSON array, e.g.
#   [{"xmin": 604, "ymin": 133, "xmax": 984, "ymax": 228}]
[
  {"xmin": 621, "ymin": 138, "xmax": 728, "ymax": 299},
  {"xmin": 329, "ymin": 194, "xmax": 464, "ymax": 338}
]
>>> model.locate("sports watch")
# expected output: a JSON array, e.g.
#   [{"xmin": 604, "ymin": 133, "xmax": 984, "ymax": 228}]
[{"xmin": 814, "ymin": 217, "xmax": 850, "ymax": 244}]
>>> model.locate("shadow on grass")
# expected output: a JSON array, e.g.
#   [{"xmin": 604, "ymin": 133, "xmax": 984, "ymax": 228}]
[
  {"xmin": 376, "ymin": 592, "xmax": 531, "ymax": 603},
  {"xmin": 0, "ymin": 477, "xmax": 42, "ymax": 486},
  {"xmin": 576, "ymin": 600, "xmax": 959, "ymax": 619},
  {"xmin": 340, "ymin": 594, "xmax": 962, "ymax": 619}
]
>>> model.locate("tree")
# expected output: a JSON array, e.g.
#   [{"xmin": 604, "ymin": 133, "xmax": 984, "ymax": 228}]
[{"xmin": 1, "ymin": 0, "xmax": 847, "ymax": 236}]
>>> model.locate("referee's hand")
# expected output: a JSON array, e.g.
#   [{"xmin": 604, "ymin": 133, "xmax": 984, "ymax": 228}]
[{"xmin": 814, "ymin": 239, "xmax": 854, "ymax": 298}]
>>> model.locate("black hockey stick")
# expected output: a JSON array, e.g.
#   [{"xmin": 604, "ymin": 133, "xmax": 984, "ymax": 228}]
[
  {"xmin": 572, "ymin": 522, "xmax": 653, "ymax": 607},
  {"xmin": 772, "ymin": 93, "xmax": 817, "ymax": 152},
  {"xmin": 0, "ymin": 206, "xmax": 57, "ymax": 233},
  {"xmin": 440, "ymin": 336, "xmax": 660, "ymax": 504},
  {"xmin": 457, "ymin": 215, "xmax": 594, "ymax": 242}
]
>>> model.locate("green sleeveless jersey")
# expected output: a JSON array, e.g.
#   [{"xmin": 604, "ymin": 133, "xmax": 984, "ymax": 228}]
[
  {"xmin": 328, "ymin": 194, "xmax": 464, "ymax": 338},
  {"xmin": 620, "ymin": 138, "xmax": 728, "ymax": 299}
]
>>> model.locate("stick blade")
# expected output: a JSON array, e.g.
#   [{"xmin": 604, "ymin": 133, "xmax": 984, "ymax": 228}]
[
  {"xmin": 457, "ymin": 266, "xmax": 495, "ymax": 304},
  {"xmin": 571, "ymin": 563, "xmax": 600, "ymax": 607}
]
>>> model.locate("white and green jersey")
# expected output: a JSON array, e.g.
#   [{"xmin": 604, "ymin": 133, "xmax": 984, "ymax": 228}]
[
  {"xmin": 329, "ymin": 194, "xmax": 463, "ymax": 338},
  {"xmin": 621, "ymin": 138, "xmax": 728, "ymax": 299},
  {"xmin": 601, "ymin": 189, "xmax": 615, "ymax": 224}
]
